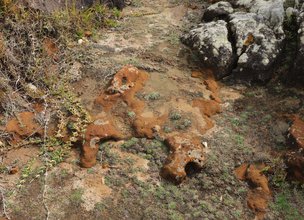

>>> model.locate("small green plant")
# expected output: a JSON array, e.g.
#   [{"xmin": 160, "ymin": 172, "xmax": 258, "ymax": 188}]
[
  {"xmin": 111, "ymin": 7, "xmax": 121, "ymax": 19},
  {"xmin": 170, "ymin": 112, "xmax": 181, "ymax": 120},
  {"xmin": 177, "ymin": 119, "xmax": 192, "ymax": 130},
  {"xmin": 121, "ymin": 138, "xmax": 139, "ymax": 148},
  {"xmin": 145, "ymin": 92, "xmax": 160, "ymax": 101},
  {"xmin": 168, "ymin": 32, "xmax": 180, "ymax": 45},
  {"xmin": 70, "ymin": 188, "xmax": 84, "ymax": 205},
  {"xmin": 234, "ymin": 134, "xmax": 245, "ymax": 147},
  {"xmin": 163, "ymin": 126, "xmax": 172, "ymax": 133},
  {"xmin": 49, "ymin": 148, "xmax": 66, "ymax": 165},
  {"xmin": 271, "ymin": 191, "xmax": 304, "ymax": 220},
  {"xmin": 127, "ymin": 111, "xmax": 136, "ymax": 118},
  {"xmin": 87, "ymin": 168, "xmax": 95, "ymax": 174},
  {"xmin": 105, "ymin": 18, "xmax": 119, "ymax": 28}
]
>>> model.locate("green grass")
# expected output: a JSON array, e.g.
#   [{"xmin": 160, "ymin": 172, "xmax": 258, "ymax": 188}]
[
  {"xmin": 272, "ymin": 191, "xmax": 304, "ymax": 220},
  {"xmin": 70, "ymin": 188, "xmax": 84, "ymax": 205}
]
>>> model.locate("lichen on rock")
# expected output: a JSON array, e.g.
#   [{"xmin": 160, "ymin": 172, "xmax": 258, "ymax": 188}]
[
  {"xmin": 181, "ymin": 20, "xmax": 233, "ymax": 79},
  {"xmin": 229, "ymin": 11, "xmax": 284, "ymax": 81},
  {"xmin": 202, "ymin": 1, "xmax": 234, "ymax": 22}
]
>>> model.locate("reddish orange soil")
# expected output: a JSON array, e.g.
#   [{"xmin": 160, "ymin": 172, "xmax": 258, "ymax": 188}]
[
  {"xmin": 234, "ymin": 163, "xmax": 248, "ymax": 181},
  {"xmin": 192, "ymin": 99, "xmax": 221, "ymax": 117},
  {"xmin": 204, "ymin": 78, "xmax": 221, "ymax": 103}
]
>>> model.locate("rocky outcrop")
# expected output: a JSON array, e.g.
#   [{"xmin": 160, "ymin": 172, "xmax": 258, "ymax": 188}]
[
  {"xmin": 229, "ymin": 12, "xmax": 284, "ymax": 81},
  {"xmin": 182, "ymin": 0, "xmax": 288, "ymax": 83},
  {"xmin": 202, "ymin": 1, "xmax": 234, "ymax": 22},
  {"xmin": 85, "ymin": 66, "xmax": 223, "ymax": 183},
  {"xmin": 235, "ymin": 163, "xmax": 272, "ymax": 220},
  {"xmin": 161, "ymin": 136, "xmax": 206, "ymax": 183},
  {"xmin": 285, "ymin": 116, "xmax": 304, "ymax": 183},
  {"xmin": 181, "ymin": 20, "xmax": 233, "ymax": 79},
  {"xmin": 294, "ymin": 8, "xmax": 304, "ymax": 83},
  {"xmin": 6, "ymin": 112, "xmax": 43, "ymax": 144},
  {"xmin": 80, "ymin": 115, "xmax": 123, "ymax": 168}
]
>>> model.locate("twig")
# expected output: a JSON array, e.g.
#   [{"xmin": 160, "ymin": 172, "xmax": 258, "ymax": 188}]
[
  {"xmin": 41, "ymin": 94, "xmax": 50, "ymax": 220},
  {"xmin": 0, "ymin": 185, "xmax": 10, "ymax": 220}
]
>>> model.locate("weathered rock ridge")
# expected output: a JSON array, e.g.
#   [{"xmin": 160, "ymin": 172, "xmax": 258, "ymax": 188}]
[{"xmin": 183, "ymin": 0, "xmax": 304, "ymax": 83}]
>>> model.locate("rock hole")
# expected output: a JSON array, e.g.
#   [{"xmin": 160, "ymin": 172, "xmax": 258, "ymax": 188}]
[
  {"xmin": 185, "ymin": 162, "xmax": 201, "ymax": 178},
  {"xmin": 122, "ymin": 76, "xmax": 128, "ymax": 85}
]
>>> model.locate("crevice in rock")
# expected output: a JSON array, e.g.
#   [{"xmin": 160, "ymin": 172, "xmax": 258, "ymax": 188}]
[
  {"xmin": 276, "ymin": 13, "xmax": 299, "ymax": 83},
  {"xmin": 225, "ymin": 21, "xmax": 240, "ymax": 79}
]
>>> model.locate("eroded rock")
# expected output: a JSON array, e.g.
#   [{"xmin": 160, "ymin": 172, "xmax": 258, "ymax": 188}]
[
  {"xmin": 235, "ymin": 163, "xmax": 272, "ymax": 220},
  {"xmin": 294, "ymin": 8, "xmax": 304, "ymax": 83},
  {"xmin": 183, "ymin": 0, "xmax": 287, "ymax": 82},
  {"xmin": 202, "ymin": 1, "xmax": 234, "ymax": 22},
  {"xmin": 80, "ymin": 115, "xmax": 122, "ymax": 168},
  {"xmin": 91, "ymin": 65, "xmax": 222, "ymax": 183},
  {"xmin": 181, "ymin": 20, "xmax": 233, "ymax": 79},
  {"xmin": 285, "ymin": 116, "xmax": 304, "ymax": 183},
  {"xmin": 289, "ymin": 116, "xmax": 304, "ymax": 149},
  {"xmin": 6, "ymin": 112, "xmax": 43, "ymax": 143},
  {"xmin": 95, "ymin": 65, "xmax": 149, "ymax": 113},
  {"xmin": 161, "ymin": 136, "xmax": 206, "ymax": 183},
  {"xmin": 229, "ymin": 12, "xmax": 284, "ymax": 82}
]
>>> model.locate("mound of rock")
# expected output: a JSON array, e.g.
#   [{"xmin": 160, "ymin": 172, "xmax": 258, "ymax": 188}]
[
  {"xmin": 80, "ymin": 115, "xmax": 123, "ymax": 168},
  {"xmin": 161, "ymin": 136, "xmax": 206, "ymax": 183},
  {"xmin": 294, "ymin": 7, "xmax": 304, "ymax": 83},
  {"xmin": 181, "ymin": 20, "xmax": 233, "ymax": 79},
  {"xmin": 182, "ymin": 0, "xmax": 293, "ymax": 82},
  {"xmin": 235, "ymin": 163, "xmax": 272, "ymax": 220},
  {"xmin": 202, "ymin": 1, "xmax": 234, "ymax": 22},
  {"xmin": 229, "ymin": 12, "xmax": 284, "ymax": 81}
]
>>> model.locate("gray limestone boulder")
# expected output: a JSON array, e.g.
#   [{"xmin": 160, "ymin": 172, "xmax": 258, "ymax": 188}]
[
  {"xmin": 294, "ymin": 9, "xmax": 304, "ymax": 82},
  {"xmin": 202, "ymin": 1, "xmax": 234, "ymax": 22},
  {"xmin": 235, "ymin": 0, "xmax": 285, "ymax": 35},
  {"xmin": 229, "ymin": 12, "xmax": 284, "ymax": 82},
  {"xmin": 181, "ymin": 20, "xmax": 233, "ymax": 79}
]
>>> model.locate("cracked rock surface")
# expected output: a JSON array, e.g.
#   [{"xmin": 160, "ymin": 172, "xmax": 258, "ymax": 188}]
[
  {"xmin": 182, "ymin": 0, "xmax": 291, "ymax": 83},
  {"xmin": 181, "ymin": 20, "xmax": 233, "ymax": 79},
  {"xmin": 202, "ymin": 1, "xmax": 234, "ymax": 22},
  {"xmin": 294, "ymin": 5, "xmax": 304, "ymax": 83},
  {"xmin": 229, "ymin": 12, "xmax": 284, "ymax": 81}
]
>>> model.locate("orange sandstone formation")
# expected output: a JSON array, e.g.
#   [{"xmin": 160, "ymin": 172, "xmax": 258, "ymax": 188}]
[
  {"xmin": 95, "ymin": 65, "xmax": 149, "ymax": 113},
  {"xmin": 285, "ymin": 116, "xmax": 304, "ymax": 183},
  {"xmin": 83, "ymin": 65, "xmax": 222, "ymax": 182},
  {"xmin": 161, "ymin": 136, "xmax": 205, "ymax": 183},
  {"xmin": 80, "ymin": 116, "xmax": 123, "ymax": 168},
  {"xmin": 235, "ymin": 163, "xmax": 271, "ymax": 220},
  {"xmin": 6, "ymin": 112, "xmax": 43, "ymax": 143}
]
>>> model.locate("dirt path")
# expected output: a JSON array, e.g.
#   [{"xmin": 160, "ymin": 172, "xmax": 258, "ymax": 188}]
[{"xmin": 1, "ymin": 0, "xmax": 304, "ymax": 219}]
